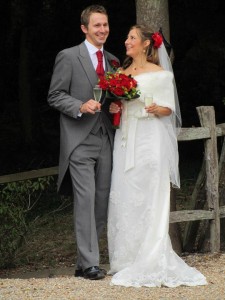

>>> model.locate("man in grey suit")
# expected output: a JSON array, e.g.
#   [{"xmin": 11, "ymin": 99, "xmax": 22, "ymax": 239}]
[{"xmin": 48, "ymin": 5, "xmax": 119, "ymax": 280}]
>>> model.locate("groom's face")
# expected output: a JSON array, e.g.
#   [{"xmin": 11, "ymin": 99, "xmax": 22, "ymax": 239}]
[{"xmin": 81, "ymin": 13, "xmax": 109, "ymax": 49}]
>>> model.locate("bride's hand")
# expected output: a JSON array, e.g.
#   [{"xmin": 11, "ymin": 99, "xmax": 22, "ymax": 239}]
[
  {"xmin": 146, "ymin": 103, "xmax": 172, "ymax": 116},
  {"xmin": 109, "ymin": 102, "xmax": 122, "ymax": 114},
  {"xmin": 145, "ymin": 103, "xmax": 157, "ymax": 113}
]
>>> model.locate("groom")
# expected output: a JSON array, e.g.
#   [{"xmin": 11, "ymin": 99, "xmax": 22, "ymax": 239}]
[{"xmin": 47, "ymin": 5, "xmax": 119, "ymax": 280}]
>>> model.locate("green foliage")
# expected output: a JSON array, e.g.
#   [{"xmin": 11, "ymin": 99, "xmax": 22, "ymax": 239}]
[
  {"xmin": 0, "ymin": 201, "xmax": 26, "ymax": 268},
  {"xmin": 0, "ymin": 176, "xmax": 55, "ymax": 268}
]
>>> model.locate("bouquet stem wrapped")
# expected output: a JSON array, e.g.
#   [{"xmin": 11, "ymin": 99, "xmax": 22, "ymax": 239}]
[{"xmin": 112, "ymin": 100, "xmax": 122, "ymax": 129}]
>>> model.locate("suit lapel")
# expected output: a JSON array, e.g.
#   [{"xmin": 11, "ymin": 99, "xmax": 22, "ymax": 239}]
[
  {"xmin": 78, "ymin": 43, "xmax": 98, "ymax": 87},
  {"xmin": 104, "ymin": 52, "xmax": 114, "ymax": 73},
  {"xmin": 77, "ymin": 43, "xmax": 118, "ymax": 92}
]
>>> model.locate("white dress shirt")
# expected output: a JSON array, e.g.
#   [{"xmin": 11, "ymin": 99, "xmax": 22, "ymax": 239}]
[
  {"xmin": 84, "ymin": 39, "xmax": 106, "ymax": 70},
  {"xmin": 78, "ymin": 40, "xmax": 105, "ymax": 116}
]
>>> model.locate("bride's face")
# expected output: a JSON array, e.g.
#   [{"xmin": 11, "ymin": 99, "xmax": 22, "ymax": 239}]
[{"xmin": 125, "ymin": 28, "xmax": 143, "ymax": 58}]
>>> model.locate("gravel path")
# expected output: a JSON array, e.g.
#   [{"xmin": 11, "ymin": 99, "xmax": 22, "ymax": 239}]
[{"xmin": 0, "ymin": 253, "xmax": 225, "ymax": 300}]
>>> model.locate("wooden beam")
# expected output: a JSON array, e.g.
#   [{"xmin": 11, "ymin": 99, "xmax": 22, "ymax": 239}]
[
  {"xmin": 177, "ymin": 123, "xmax": 225, "ymax": 141},
  {"xmin": 216, "ymin": 123, "xmax": 225, "ymax": 136},
  {"xmin": 178, "ymin": 127, "xmax": 210, "ymax": 141},
  {"xmin": 220, "ymin": 205, "xmax": 225, "ymax": 218},
  {"xmin": 197, "ymin": 106, "xmax": 220, "ymax": 252},
  {"xmin": 169, "ymin": 206, "xmax": 225, "ymax": 223},
  {"xmin": 0, "ymin": 166, "xmax": 58, "ymax": 184},
  {"xmin": 170, "ymin": 210, "xmax": 214, "ymax": 223}
]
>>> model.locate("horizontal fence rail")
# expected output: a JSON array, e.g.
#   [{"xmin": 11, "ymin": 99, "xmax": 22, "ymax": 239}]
[
  {"xmin": 0, "ymin": 166, "xmax": 58, "ymax": 184},
  {"xmin": 2, "ymin": 124, "xmax": 225, "ymax": 184}
]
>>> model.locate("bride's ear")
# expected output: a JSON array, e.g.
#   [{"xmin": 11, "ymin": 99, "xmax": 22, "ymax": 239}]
[
  {"xmin": 143, "ymin": 40, "xmax": 150, "ymax": 51},
  {"xmin": 146, "ymin": 40, "xmax": 150, "ymax": 47}
]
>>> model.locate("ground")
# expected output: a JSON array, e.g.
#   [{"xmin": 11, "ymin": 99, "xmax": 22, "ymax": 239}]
[
  {"xmin": 0, "ymin": 211, "xmax": 108, "ymax": 278},
  {"xmin": 0, "ymin": 188, "xmax": 225, "ymax": 299}
]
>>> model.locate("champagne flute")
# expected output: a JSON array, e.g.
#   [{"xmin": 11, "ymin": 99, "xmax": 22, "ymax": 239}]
[
  {"xmin": 93, "ymin": 85, "xmax": 102, "ymax": 112},
  {"xmin": 144, "ymin": 93, "xmax": 153, "ymax": 118}
]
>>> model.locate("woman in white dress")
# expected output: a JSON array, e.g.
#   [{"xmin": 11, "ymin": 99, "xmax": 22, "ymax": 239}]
[{"xmin": 107, "ymin": 25, "xmax": 207, "ymax": 288}]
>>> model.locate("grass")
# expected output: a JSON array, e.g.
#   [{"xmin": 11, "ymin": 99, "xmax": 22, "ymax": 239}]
[
  {"xmin": 7, "ymin": 208, "xmax": 109, "ymax": 273},
  {"xmin": 13, "ymin": 212, "xmax": 76, "ymax": 269}
]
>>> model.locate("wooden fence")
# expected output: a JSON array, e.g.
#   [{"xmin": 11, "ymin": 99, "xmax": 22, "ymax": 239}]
[{"xmin": 0, "ymin": 106, "xmax": 225, "ymax": 253}]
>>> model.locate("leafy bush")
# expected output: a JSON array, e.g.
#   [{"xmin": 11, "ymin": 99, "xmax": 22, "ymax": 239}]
[{"xmin": 0, "ymin": 176, "xmax": 55, "ymax": 268}]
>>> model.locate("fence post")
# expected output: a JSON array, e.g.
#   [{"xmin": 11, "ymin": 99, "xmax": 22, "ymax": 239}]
[{"xmin": 196, "ymin": 106, "xmax": 220, "ymax": 252}]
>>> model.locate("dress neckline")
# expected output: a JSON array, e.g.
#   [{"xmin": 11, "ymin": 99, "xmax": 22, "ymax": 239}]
[{"xmin": 133, "ymin": 70, "xmax": 168, "ymax": 78}]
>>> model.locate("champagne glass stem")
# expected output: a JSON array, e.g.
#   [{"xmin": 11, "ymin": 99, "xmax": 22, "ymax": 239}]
[
  {"xmin": 144, "ymin": 93, "xmax": 153, "ymax": 119},
  {"xmin": 93, "ymin": 85, "xmax": 102, "ymax": 112}
]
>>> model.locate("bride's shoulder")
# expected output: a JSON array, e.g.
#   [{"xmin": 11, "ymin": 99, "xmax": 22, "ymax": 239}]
[
  {"xmin": 159, "ymin": 69, "xmax": 174, "ymax": 79},
  {"xmin": 150, "ymin": 65, "xmax": 174, "ymax": 79},
  {"xmin": 145, "ymin": 64, "xmax": 173, "ymax": 78},
  {"xmin": 147, "ymin": 63, "xmax": 163, "ymax": 72}
]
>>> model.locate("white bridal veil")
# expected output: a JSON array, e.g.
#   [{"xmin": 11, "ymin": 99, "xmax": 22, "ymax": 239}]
[{"xmin": 158, "ymin": 42, "xmax": 182, "ymax": 187}]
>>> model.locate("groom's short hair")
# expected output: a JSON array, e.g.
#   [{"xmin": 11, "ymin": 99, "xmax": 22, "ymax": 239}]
[{"xmin": 81, "ymin": 5, "xmax": 108, "ymax": 28}]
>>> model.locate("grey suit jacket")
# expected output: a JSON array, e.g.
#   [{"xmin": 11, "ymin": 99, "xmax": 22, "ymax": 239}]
[{"xmin": 48, "ymin": 42, "xmax": 119, "ymax": 195}]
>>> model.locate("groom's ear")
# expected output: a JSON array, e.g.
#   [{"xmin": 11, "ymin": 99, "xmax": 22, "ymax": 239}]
[{"xmin": 81, "ymin": 25, "xmax": 88, "ymax": 34}]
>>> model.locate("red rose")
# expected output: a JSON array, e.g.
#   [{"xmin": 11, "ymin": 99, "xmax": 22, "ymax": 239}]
[
  {"xmin": 152, "ymin": 32, "xmax": 163, "ymax": 48},
  {"xmin": 98, "ymin": 71, "xmax": 140, "ymax": 128},
  {"xmin": 110, "ymin": 59, "xmax": 120, "ymax": 70}
]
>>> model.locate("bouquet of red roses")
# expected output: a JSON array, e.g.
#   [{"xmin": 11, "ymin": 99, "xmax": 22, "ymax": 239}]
[
  {"xmin": 98, "ymin": 71, "xmax": 139, "ymax": 99},
  {"xmin": 98, "ymin": 71, "xmax": 140, "ymax": 128}
]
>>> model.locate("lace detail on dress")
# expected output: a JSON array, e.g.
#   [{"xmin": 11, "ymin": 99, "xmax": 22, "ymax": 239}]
[
  {"xmin": 111, "ymin": 268, "xmax": 207, "ymax": 288},
  {"xmin": 109, "ymin": 233, "xmax": 207, "ymax": 287}
]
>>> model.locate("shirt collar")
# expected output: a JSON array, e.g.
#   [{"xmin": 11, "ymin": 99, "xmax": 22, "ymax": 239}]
[{"xmin": 84, "ymin": 40, "xmax": 104, "ymax": 55}]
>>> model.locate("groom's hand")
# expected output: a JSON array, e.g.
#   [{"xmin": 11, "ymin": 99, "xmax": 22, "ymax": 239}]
[{"xmin": 80, "ymin": 100, "xmax": 101, "ymax": 114}]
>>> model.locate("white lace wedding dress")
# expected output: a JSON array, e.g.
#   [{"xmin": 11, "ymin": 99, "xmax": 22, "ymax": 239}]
[{"xmin": 107, "ymin": 71, "xmax": 207, "ymax": 287}]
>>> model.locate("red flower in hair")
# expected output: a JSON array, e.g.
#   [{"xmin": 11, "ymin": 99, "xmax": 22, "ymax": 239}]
[{"xmin": 152, "ymin": 32, "xmax": 163, "ymax": 48}]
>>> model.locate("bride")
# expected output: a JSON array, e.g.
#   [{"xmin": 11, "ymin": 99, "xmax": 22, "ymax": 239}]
[{"xmin": 107, "ymin": 25, "xmax": 207, "ymax": 288}]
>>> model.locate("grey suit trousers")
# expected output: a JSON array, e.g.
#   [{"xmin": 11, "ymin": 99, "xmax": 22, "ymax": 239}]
[{"xmin": 69, "ymin": 126, "xmax": 112, "ymax": 270}]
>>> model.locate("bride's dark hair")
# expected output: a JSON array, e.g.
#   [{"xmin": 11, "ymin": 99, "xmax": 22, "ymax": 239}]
[{"xmin": 122, "ymin": 24, "xmax": 160, "ymax": 70}]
